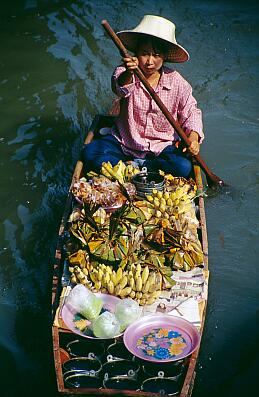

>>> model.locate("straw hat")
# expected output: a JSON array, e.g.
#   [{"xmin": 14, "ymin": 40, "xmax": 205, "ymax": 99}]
[{"xmin": 117, "ymin": 15, "xmax": 189, "ymax": 63}]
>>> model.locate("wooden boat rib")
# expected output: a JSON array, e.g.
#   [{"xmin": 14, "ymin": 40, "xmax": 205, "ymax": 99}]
[{"xmin": 52, "ymin": 115, "xmax": 209, "ymax": 396}]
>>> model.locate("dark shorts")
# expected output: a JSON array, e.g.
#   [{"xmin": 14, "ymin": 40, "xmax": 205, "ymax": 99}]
[{"xmin": 82, "ymin": 135, "xmax": 192, "ymax": 178}]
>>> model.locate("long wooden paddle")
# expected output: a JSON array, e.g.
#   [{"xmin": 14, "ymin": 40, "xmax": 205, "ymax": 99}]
[{"xmin": 101, "ymin": 20, "xmax": 225, "ymax": 187}]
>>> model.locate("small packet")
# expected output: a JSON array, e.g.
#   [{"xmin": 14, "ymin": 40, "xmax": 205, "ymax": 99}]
[
  {"xmin": 115, "ymin": 298, "xmax": 141, "ymax": 331},
  {"xmin": 92, "ymin": 311, "xmax": 121, "ymax": 338},
  {"xmin": 66, "ymin": 284, "xmax": 103, "ymax": 321}
]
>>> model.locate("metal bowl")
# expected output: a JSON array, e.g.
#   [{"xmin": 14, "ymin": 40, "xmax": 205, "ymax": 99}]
[
  {"xmin": 141, "ymin": 376, "xmax": 181, "ymax": 395},
  {"xmin": 132, "ymin": 171, "xmax": 164, "ymax": 197},
  {"xmin": 62, "ymin": 356, "xmax": 102, "ymax": 375},
  {"xmin": 66, "ymin": 339, "xmax": 105, "ymax": 360},
  {"xmin": 64, "ymin": 372, "xmax": 102, "ymax": 389}
]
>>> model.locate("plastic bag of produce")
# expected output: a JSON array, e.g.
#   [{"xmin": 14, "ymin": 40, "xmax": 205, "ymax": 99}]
[
  {"xmin": 66, "ymin": 284, "xmax": 103, "ymax": 321},
  {"xmin": 92, "ymin": 311, "xmax": 121, "ymax": 338},
  {"xmin": 115, "ymin": 298, "xmax": 141, "ymax": 331}
]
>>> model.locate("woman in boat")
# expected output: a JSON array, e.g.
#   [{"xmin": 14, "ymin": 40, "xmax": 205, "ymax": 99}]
[{"xmin": 83, "ymin": 15, "xmax": 204, "ymax": 177}]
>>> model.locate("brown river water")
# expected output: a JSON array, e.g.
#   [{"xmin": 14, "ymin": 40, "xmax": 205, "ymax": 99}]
[{"xmin": 0, "ymin": 1, "xmax": 258, "ymax": 396}]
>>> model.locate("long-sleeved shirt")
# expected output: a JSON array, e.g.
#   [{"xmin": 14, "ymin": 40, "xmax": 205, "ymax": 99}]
[{"xmin": 111, "ymin": 65, "xmax": 204, "ymax": 159}]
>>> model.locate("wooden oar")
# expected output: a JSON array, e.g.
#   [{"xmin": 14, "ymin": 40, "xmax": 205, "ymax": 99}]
[{"xmin": 101, "ymin": 19, "xmax": 225, "ymax": 187}]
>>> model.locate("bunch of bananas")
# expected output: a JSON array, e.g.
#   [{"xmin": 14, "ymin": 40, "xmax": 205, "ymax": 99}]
[
  {"xmin": 101, "ymin": 161, "xmax": 139, "ymax": 184},
  {"xmin": 136, "ymin": 189, "xmax": 194, "ymax": 227},
  {"xmin": 69, "ymin": 258, "xmax": 162, "ymax": 306},
  {"xmin": 90, "ymin": 263, "xmax": 162, "ymax": 306},
  {"xmin": 70, "ymin": 265, "xmax": 92, "ymax": 287},
  {"xmin": 68, "ymin": 249, "xmax": 93, "ymax": 285}
]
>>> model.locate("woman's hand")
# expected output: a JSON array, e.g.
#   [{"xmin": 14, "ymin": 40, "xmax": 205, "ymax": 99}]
[
  {"xmin": 182, "ymin": 131, "xmax": 200, "ymax": 156},
  {"xmin": 118, "ymin": 57, "xmax": 139, "ymax": 86},
  {"xmin": 122, "ymin": 56, "xmax": 139, "ymax": 72},
  {"xmin": 188, "ymin": 140, "xmax": 200, "ymax": 156}
]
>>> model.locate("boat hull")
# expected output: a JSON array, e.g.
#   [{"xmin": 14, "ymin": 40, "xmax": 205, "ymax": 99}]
[{"xmin": 52, "ymin": 115, "xmax": 209, "ymax": 396}]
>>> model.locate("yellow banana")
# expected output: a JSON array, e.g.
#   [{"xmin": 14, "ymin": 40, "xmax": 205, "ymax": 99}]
[
  {"xmin": 90, "ymin": 270, "xmax": 99, "ymax": 284},
  {"xmin": 119, "ymin": 275, "xmax": 128, "ymax": 289},
  {"xmin": 94, "ymin": 281, "xmax": 102, "ymax": 291},
  {"xmin": 166, "ymin": 198, "xmax": 173, "ymax": 207},
  {"xmin": 147, "ymin": 272, "xmax": 156, "ymax": 284},
  {"xmin": 115, "ymin": 285, "xmax": 122, "ymax": 296},
  {"xmin": 159, "ymin": 204, "xmax": 166, "ymax": 213},
  {"xmin": 88, "ymin": 264, "xmax": 94, "ymax": 272},
  {"xmin": 149, "ymin": 290, "xmax": 161, "ymax": 299},
  {"xmin": 149, "ymin": 283, "xmax": 157, "ymax": 293},
  {"xmin": 82, "ymin": 268, "xmax": 88, "ymax": 276},
  {"xmin": 97, "ymin": 269, "xmax": 103, "ymax": 281},
  {"xmin": 163, "ymin": 191, "xmax": 170, "ymax": 200},
  {"xmin": 113, "ymin": 161, "xmax": 125, "ymax": 184},
  {"xmin": 116, "ymin": 267, "xmax": 123, "ymax": 284},
  {"xmin": 128, "ymin": 276, "xmax": 135, "ymax": 290},
  {"xmin": 119, "ymin": 287, "xmax": 132, "ymax": 298},
  {"xmin": 130, "ymin": 264, "xmax": 136, "ymax": 273},
  {"xmin": 141, "ymin": 265, "xmax": 149, "ymax": 285},
  {"xmin": 153, "ymin": 198, "xmax": 160, "ymax": 208},
  {"xmin": 135, "ymin": 276, "xmax": 143, "ymax": 292},
  {"xmin": 106, "ymin": 266, "xmax": 113, "ymax": 274},
  {"xmin": 156, "ymin": 210, "xmax": 162, "ymax": 218},
  {"xmin": 163, "ymin": 212, "xmax": 170, "ymax": 220},
  {"xmin": 146, "ymin": 195, "xmax": 154, "ymax": 203},
  {"xmin": 142, "ymin": 280, "xmax": 150, "ymax": 294},
  {"xmin": 101, "ymin": 273, "xmax": 110, "ymax": 288},
  {"xmin": 136, "ymin": 263, "xmax": 142, "ymax": 273},
  {"xmin": 107, "ymin": 280, "xmax": 115, "ymax": 294},
  {"xmin": 146, "ymin": 296, "xmax": 156, "ymax": 305},
  {"xmin": 110, "ymin": 271, "xmax": 118, "ymax": 286},
  {"xmin": 80, "ymin": 278, "xmax": 88, "ymax": 285}
]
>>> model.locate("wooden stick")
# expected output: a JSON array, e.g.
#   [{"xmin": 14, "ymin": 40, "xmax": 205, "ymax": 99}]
[{"xmin": 101, "ymin": 19, "xmax": 225, "ymax": 187}]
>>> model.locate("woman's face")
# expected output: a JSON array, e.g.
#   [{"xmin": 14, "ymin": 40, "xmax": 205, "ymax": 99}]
[{"xmin": 136, "ymin": 41, "xmax": 165, "ymax": 76}]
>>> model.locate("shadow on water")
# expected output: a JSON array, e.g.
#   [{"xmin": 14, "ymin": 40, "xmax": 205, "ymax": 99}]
[
  {"xmin": 0, "ymin": 304, "xmax": 58, "ymax": 397},
  {"xmin": 0, "ymin": 114, "xmax": 82, "ymax": 396},
  {"xmin": 205, "ymin": 182, "xmax": 245, "ymax": 201},
  {"xmin": 0, "ymin": 0, "xmax": 73, "ymax": 16},
  {"xmin": 194, "ymin": 312, "xmax": 259, "ymax": 397}
]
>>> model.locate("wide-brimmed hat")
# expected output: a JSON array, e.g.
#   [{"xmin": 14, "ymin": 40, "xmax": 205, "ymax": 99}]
[{"xmin": 117, "ymin": 15, "xmax": 189, "ymax": 63}]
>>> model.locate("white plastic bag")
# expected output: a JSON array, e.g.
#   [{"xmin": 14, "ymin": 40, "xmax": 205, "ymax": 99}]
[
  {"xmin": 92, "ymin": 311, "xmax": 121, "ymax": 338},
  {"xmin": 66, "ymin": 284, "xmax": 103, "ymax": 321},
  {"xmin": 115, "ymin": 298, "xmax": 141, "ymax": 331}
]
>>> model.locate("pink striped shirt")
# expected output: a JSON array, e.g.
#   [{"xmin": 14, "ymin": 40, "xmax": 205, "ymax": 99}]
[{"xmin": 111, "ymin": 66, "xmax": 204, "ymax": 159}]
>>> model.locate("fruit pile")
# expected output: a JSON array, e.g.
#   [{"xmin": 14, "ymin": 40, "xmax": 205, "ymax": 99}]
[
  {"xmin": 71, "ymin": 176, "xmax": 127, "ymax": 207},
  {"xmin": 66, "ymin": 162, "xmax": 204, "ymax": 305},
  {"xmin": 69, "ymin": 259, "xmax": 162, "ymax": 306}
]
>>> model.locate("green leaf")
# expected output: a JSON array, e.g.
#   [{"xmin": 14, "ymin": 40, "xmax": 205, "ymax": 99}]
[
  {"xmin": 108, "ymin": 249, "xmax": 116, "ymax": 262},
  {"xmin": 82, "ymin": 203, "xmax": 101, "ymax": 233},
  {"xmin": 113, "ymin": 245, "xmax": 123, "ymax": 261},
  {"xmin": 173, "ymin": 251, "xmax": 184, "ymax": 270},
  {"xmin": 183, "ymin": 252, "xmax": 195, "ymax": 268},
  {"xmin": 163, "ymin": 274, "xmax": 176, "ymax": 286},
  {"xmin": 143, "ymin": 224, "xmax": 158, "ymax": 237},
  {"xmin": 88, "ymin": 239, "xmax": 104, "ymax": 254}
]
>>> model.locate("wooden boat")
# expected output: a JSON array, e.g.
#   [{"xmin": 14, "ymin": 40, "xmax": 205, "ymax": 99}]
[{"xmin": 52, "ymin": 115, "xmax": 209, "ymax": 396}]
